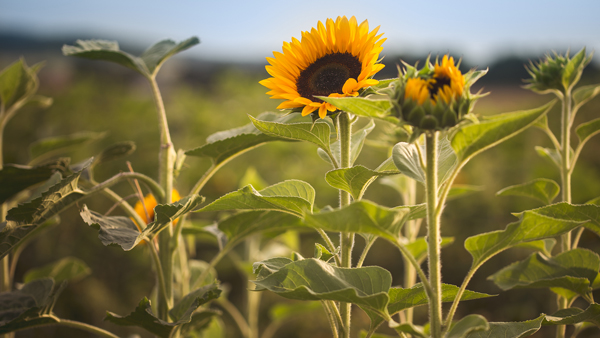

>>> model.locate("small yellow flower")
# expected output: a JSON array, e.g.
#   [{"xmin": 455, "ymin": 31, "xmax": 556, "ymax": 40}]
[
  {"xmin": 133, "ymin": 189, "xmax": 181, "ymax": 227},
  {"xmin": 260, "ymin": 16, "xmax": 386, "ymax": 119}
]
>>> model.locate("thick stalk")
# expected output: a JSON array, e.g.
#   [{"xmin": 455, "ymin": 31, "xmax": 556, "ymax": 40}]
[
  {"xmin": 425, "ymin": 132, "xmax": 442, "ymax": 338},
  {"xmin": 338, "ymin": 112, "xmax": 353, "ymax": 338},
  {"xmin": 556, "ymin": 89, "xmax": 573, "ymax": 338},
  {"xmin": 149, "ymin": 76, "xmax": 176, "ymax": 320}
]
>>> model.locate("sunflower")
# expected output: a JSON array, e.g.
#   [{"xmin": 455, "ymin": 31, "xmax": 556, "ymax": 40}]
[
  {"xmin": 260, "ymin": 16, "xmax": 386, "ymax": 119},
  {"xmin": 404, "ymin": 55, "xmax": 464, "ymax": 105},
  {"xmin": 133, "ymin": 189, "xmax": 181, "ymax": 228}
]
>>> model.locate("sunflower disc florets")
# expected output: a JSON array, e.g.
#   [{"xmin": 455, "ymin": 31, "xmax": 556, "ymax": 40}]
[
  {"xmin": 389, "ymin": 55, "xmax": 484, "ymax": 133},
  {"xmin": 260, "ymin": 16, "xmax": 386, "ymax": 119}
]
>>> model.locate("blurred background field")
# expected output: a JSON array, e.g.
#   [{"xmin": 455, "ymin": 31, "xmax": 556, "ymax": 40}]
[{"xmin": 2, "ymin": 1, "xmax": 600, "ymax": 337}]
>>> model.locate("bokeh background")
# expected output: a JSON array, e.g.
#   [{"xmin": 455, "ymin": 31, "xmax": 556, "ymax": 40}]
[{"xmin": 2, "ymin": 1, "xmax": 600, "ymax": 337}]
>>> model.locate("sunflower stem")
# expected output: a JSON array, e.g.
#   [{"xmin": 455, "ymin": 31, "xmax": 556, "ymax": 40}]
[
  {"xmin": 425, "ymin": 132, "xmax": 443, "ymax": 338},
  {"xmin": 338, "ymin": 112, "xmax": 353, "ymax": 338},
  {"xmin": 148, "ymin": 75, "xmax": 176, "ymax": 321}
]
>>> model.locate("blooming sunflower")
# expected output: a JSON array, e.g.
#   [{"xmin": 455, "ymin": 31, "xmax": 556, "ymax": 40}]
[
  {"xmin": 133, "ymin": 189, "xmax": 181, "ymax": 228},
  {"xmin": 260, "ymin": 16, "xmax": 386, "ymax": 119}
]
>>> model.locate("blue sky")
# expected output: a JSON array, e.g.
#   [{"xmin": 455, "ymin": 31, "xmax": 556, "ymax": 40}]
[{"xmin": 2, "ymin": 0, "xmax": 600, "ymax": 65}]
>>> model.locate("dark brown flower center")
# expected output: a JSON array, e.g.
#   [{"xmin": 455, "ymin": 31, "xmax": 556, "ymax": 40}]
[
  {"xmin": 296, "ymin": 52, "xmax": 362, "ymax": 102},
  {"xmin": 429, "ymin": 76, "xmax": 451, "ymax": 97}
]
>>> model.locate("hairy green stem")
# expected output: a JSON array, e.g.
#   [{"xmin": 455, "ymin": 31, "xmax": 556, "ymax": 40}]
[
  {"xmin": 444, "ymin": 267, "xmax": 477, "ymax": 329},
  {"xmin": 425, "ymin": 132, "xmax": 442, "ymax": 338},
  {"xmin": 338, "ymin": 112, "xmax": 353, "ymax": 338},
  {"xmin": 317, "ymin": 228, "xmax": 342, "ymax": 267},
  {"xmin": 402, "ymin": 179, "xmax": 419, "ymax": 324},
  {"xmin": 356, "ymin": 237, "xmax": 376, "ymax": 268}
]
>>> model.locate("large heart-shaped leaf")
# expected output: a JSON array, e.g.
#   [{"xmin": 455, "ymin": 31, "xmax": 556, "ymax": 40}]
[
  {"xmin": 304, "ymin": 200, "xmax": 411, "ymax": 242},
  {"xmin": 496, "ymin": 178, "xmax": 560, "ymax": 205},
  {"xmin": 451, "ymin": 102, "xmax": 554, "ymax": 164},
  {"xmin": 249, "ymin": 115, "xmax": 332, "ymax": 153},
  {"xmin": 199, "ymin": 180, "xmax": 315, "ymax": 217},
  {"xmin": 489, "ymin": 248, "xmax": 599, "ymax": 295},
  {"xmin": 186, "ymin": 112, "xmax": 294, "ymax": 165},
  {"xmin": 252, "ymin": 258, "xmax": 393, "ymax": 321}
]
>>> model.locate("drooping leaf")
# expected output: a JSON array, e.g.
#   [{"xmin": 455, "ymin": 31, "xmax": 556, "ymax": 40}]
[
  {"xmin": 0, "ymin": 170, "xmax": 87, "ymax": 259},
  {"xmin": 304, "ymin": 200, "xmax": 411, "ymax": 242},
  {"xmin": 169, "ymin": 284, "xmax": 221, "ymax": 322},
  {"xmin": 325, "ymin": 165, "xmax": 398, "ymax": 200},
  {"xmin": 452, "ymin": 102, "xmax": 554, "ymax": 164},
  {"xmin": 576, "ymin": 117, "xmax": 600, "ymax": 149},
  {"xmin": 392, "ymin": 142, "xmax": 425, "ymax": 183},
  {"xmin": 199, "ymin": 180, "xmax": 314, "ymax": 217},
  {"xmin": 0, "ymin": 159, "xmax": 69, "ymax": 204},
  {"xmin": 63, "ymin": 37, "xmax": 199, "ymax": 77},
  {"xmin": 252, "ymin": 258, "xmax": 393, "ymax": 321},
  {"xmin": 219, "ymin": 211, "xmax": 303, "ymax": 248},
  {"xmin": 105, "ymin": 296, "xmax": 207, "ymax": 338},
  {"xmin": 80, "ymin": 205, "xmax": 146, "ymax": 251},
  {"xmin": 446, "ymin": 315, "xmax": 489, "ymax": 338},
  {"xmin": 496, "ymin": 178, "xmax": 560, "ymax": 205},
  {"xmin": 29, "ymin": 131, "xmax": 106, "ymax": 163},
  {"xmin": 0, "ymin": 278, "xmax": 65, "ymax": 334},
  {"xmin": 319, "ymin": 119, "xmax": 376, "ymax": 166},
  {"xmin": 186, "ymin": 112, "xmax": 294, "ymax": 165},
  {"xmin": 24, "ymin": 257, "xmax": 91, "ymax": 284},
  {"xmin": 489, "ymin": 248, "xmax": 599, "ymax": 295},
  {"xmin": 0, "ymin": 58, "xmax": 37, "ymax": 110},
  {"xmin": 249, "ymin": 115, "xmax": 332, "ymax": 153},
  {"xmin": 465, "ymin": 203, "xmax": 590, "ymax": 269},
  {"xmin": 146, "ymin": 194, "xmax": 204, "ymax": 234},
  {"xmin": 464, "ymin": 315, "xmax": 544, "ymax": 338},
  {"xmin": 320, "ymin": 95, "xmax": 398, "ymax": 123},
  {"xmin": 93, "ymin": 141, "xmax": 136, "ymax": 166}
]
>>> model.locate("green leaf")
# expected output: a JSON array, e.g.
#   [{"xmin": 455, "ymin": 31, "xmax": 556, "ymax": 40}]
[
  {"xmin": 146, "ymin": 194, "xmax": 204, "ymax": 234},
  {"xmin": 496, "ymin": 178, "xmax": 560, "ymax": 205},
  {"xmin": 392, "ymin": 142, "xmax": 425, "ymax": 183},
  {"xmin": 0, "ymin": 58, "xmax": 37, "ymax": 110},
  {"xmin": 535, "ymin": 146, "xmax": 561, "ymax": 169},
  {"xmin": 24, "ymin": 257, "xmax": 91, "ymax": 284},
  {"xmin": 489, "ymin": 248, "xmax": 599, "ymax": 295},
  {"xmin": 447, "ymin": 185, "xmax": 483, "ymax": 201},
  {"xmin": 451, "ymin": 101, "xmax": 554, "ymax": 164},
  {"xmin": 252, "ymin": 258, "xmax": 393, "ymax": 321},
  {"xmin": 513, "ymin": 239, "xmax": 556, "ymax": 257},
  {"xmin": 0, "ymin": 159, "xmax": 69, "ymax": 204},
  {"xmin": 169, "ymin": 284, "xmax": 221, "ymax": 322},
  {"xmin": 314, "ymin": 243, "xmax": 337, "ymax": 262},
  {"xmin": 304, "ymin": 200, "xmax": 411, "ymax": 242},
  {"xmin": 573, "ymin": 84, "xmax": 600, "ymax": 111},
  {"xmin": 320, "ymin": 95, "xmax": 398, "ymax": 123},
  {"xmin": 405, "ymin": 237, "xmax": 455, "ymax": 263},
  {"xmin": 465, "ymin": 203, "xmax": 590, "ymax": 269},
  {"xmin": 139, "ymin": 37, "xmax": 200, "ymax": 76},
  {"xmin": 0, "ymin": 278, "xmax": 65, "ymax": 334},
  {"xmin": 576, "ymin": 117, "xmax": 600, "ymax": 149},
  {"xmin": 520, "ymin": 202, "xmax": 600, "ymax": 237},
  {"xmin": 446, "ymin": 315, "xmax": 489, "ymax": 338},
  {"xmin": 186, "ymin": 112, "xmax": 293, "ymax": 165},
  {"xmin": 319, "ymin": 119, "xmax": 376, "ymax": 166},
  {"xmin": 464, "ymin": 315, "xmax": 544, "ymax": 338},
  {"xmin": 105, "ymin": 296, "xmax": 208, "ymax": 338},
  {"xmin": 325, "ymin": 165, "xmax": 398, "ymax": 200},
  {"xmin": 63, "ymin": 37, "xmax": 199, "ymax": 77},
  {"xmin": 0, "ymin": 170, "xmax": 87, "ymax": 259},
  {"xmin": 393, "ymin": 323, "xmax": 427, "ymax": 337},
  {"xmin": 219, "ymin": 211, "xmax": 303, "ymax": 248},
  {"xmin": 79, "ymin": 205, "xmax": 146, "ymax": 251},
  {"xmin": 199, "ymin": 180, "xmax": 314, "ymax": 217},
  {"xmin": 562, "ymin": 47, "xmax": 589, "ymax": 91},
  {"xmin": 29, "ymin": 131, "xmax": 106, "ymax": 163},
  {"xmin": 93, "ymin": 141, "xmax": 136, "ymax": 166},
  {"xmin": 544, "ymin": 304, "xmax": 600, "ymax": 326},
  {"xmin": 249, "ymin": 115, "xmax": 332, "ymax": 153}
]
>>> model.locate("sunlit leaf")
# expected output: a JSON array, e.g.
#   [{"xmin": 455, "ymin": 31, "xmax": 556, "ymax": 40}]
[
  {"xmin": 320, "ymin": 95, "xmax": 398, "ymax": 123},
  {"xmin": 464, "ymin": 315, "xmax": 544, "ymax": 338},
  {"xmin": 325, "ymin": 165, "xmax": 398, "ymax": 200},
  {"xmin": 0, "ymin": 159, "xmax": 69, "ymax": 204},
  {"xmin": 489, "ymin": 248, "xmax": 599, "ymax": 295},
  {"xmin": 562, "ymin": 48, "xmax": 589, "ymax": 91},
  {"xmin": 249, "ymin": 115, "xmax": 332, "ymax": 152},
  {"xmin": 140, "ymin": 37, "xmax": 200, "ymax": 76},
  {"xmin": 199, "ymin": 180, "xmax": 314, "ymax": 217},
  {"xmin": 496, "ymin": 178, "xmax": 560, "ymax": 205},
  {"xmin": 519, "ymin": 202, "xmax": 600, "ymax": 237},
  {"xmin": 392, "ymin": 142, "xmax": 424, "ymax": 183},
  {"xmin": 446, "ymin": 315, "xmax": 489, "ymax": 338},
  {"xmin": 24, "ymin": 257, "xmax": 91, "ymax": 284},
  {"xmin": 452, "ymin": 102, "xmax": 554, "ymax": 164},
  {"xmin": 218, "ymin": 211, "xmax": 303, "ymax": 247},
  {"xmin": 252, "ymin": 258, "xmax": 393, "ymax": 321}
]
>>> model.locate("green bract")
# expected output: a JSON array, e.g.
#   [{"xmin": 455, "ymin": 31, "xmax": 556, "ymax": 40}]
[{"xmin": 525, "ymin": 48, "xmax": 593, "ymax": 94}]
